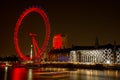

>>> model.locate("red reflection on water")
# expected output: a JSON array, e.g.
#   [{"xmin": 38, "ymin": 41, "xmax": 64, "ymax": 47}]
[{"xmin": 11, "ymin": 68, "xmax": 27, "ymax": 80}]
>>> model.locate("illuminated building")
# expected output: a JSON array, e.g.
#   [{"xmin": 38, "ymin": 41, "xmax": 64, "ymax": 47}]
[
  {"xmin": 53, "ymin": 34, "xmax": 67, "ymax": 49},
  {"xmin": 48, "ymin": 34, "xmax": 120, "ymax": 64},
  {"xmin": 69, "ymin": 44, "xmax": 118, "ymax": 64},
  {"xmin": 48, "ymin": 44, "xmax": 120, "ymax": 64},
  {"xmin": 49, "ymin": 34, "xmax": 68, "ymax": 62}
]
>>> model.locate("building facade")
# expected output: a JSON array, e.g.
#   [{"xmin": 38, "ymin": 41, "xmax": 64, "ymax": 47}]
[
  {"xmin": 53, "ymin": 34, "xmax": 67, "ymax": 49},
  {"xmin": 48, "ymin": 44, "xmax": 120, "ymax": 64}
]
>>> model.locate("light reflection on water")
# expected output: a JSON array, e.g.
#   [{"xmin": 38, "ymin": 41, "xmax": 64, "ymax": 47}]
[
  {"xmin": 12, "ymin": 67, "xmax": 27, "ymax": 80},
  {"xmin": 1, "ymin": 67, "xmax": 120, "ymax": 80},
  {"xmin": 70, "ymin": 69, "xmax": 120, "ymax": 80},
  {"xmin": 4, "ymin": 66, "xmax": 8, "ymax": 80},
  {"xmin": 28, "ymin": 69, "xmax": 32, "ymax": 80}
]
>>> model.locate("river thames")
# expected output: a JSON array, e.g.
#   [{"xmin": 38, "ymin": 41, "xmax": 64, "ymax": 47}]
[{"xmin": 0, "ymin": 66, "xmax": 120, "ymax": 80}]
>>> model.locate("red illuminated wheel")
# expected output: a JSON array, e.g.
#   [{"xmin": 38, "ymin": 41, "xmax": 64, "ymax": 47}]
[{"xmin": 14, "ymin": 7, "xmax": 50, "ymax": 61}]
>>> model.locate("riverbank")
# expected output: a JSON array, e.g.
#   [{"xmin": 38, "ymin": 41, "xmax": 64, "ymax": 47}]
[
  {"xmin": 1, "ymin": 62, "xmax": 120, "ymax": 70},
  {"xmin": 37, "ymin": 62, "xmax": 120, "ymax": 70},
  {"xmin": 40, "ymin": 62, "xmax": 120, "ymax": 70}
]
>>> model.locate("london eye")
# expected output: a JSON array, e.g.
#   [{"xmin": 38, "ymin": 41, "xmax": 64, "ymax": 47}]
[{"xmin": 14, "ymin": 7, "xmax": 50, "ymax": 61}]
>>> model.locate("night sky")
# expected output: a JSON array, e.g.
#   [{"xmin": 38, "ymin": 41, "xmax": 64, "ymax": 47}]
[{"xmin": 0, "ymin": 0, "xmax": 120, "ymax": 56}]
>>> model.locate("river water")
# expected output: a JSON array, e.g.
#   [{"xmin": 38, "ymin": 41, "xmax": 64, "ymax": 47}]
[{"xmin": 0, "ymin": 66, "xmax": 120, "ymax": 80}]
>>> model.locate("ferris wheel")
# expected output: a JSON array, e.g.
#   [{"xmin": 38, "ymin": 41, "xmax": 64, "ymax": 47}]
[{"xmin": 14, "ymin": 7, "xmax": 50, "ymax": 61}]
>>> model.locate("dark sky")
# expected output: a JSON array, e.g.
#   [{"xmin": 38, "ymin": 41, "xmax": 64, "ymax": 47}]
[{"xmin": 0, "ymin": 0, "xmax": 120, "ymax": 56}]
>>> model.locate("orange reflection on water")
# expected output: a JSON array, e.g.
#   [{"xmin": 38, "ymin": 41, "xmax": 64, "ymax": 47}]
[{"xmin": 115, "ymin": 70, "xmax": 118, "ymax": 77}]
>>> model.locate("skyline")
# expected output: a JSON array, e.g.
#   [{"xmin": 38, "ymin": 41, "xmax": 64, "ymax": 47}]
[{"xmin": 0, "ymin": 0, "xmax": 120, "ymax": 56}]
